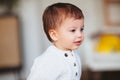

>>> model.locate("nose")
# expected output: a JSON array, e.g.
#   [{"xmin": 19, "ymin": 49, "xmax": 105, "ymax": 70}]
[{"xmin": 76, "ymin": 31, "xmax": 83, "ymax": 38}]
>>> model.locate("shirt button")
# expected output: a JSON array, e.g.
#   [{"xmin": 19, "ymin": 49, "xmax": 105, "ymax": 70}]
[
  {"xmin": 74, "ymin": 63, "xmax": 76, "ymax": 66},
  {"xmin": 75, "ymin": 72, "xmax": 78, "ymax": 76},
  {"xmin": 64, "ymin": 53, "xmax": 68, "ymax": 57}
]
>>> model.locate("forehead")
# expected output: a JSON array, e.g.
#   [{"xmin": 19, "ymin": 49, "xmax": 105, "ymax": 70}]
[{"xmin": 60, "ymin": 18, "xmax": 84, "ymax": 28}]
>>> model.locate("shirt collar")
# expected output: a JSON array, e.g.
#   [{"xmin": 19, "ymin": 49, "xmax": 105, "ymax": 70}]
[{"xmin": 49, "ymin": 45, "xmax": 74, "ymax": 55}]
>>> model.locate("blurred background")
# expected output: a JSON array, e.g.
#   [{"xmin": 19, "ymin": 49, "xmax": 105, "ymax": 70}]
[{"xmin": 0, "ymin": 0, "xmax": 120, "ymax": 80}]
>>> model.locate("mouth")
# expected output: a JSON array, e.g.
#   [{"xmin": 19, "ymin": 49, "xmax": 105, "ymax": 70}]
[{"xmin": 74, "ymin": 41, "xmax": 82, "ymax": 46}]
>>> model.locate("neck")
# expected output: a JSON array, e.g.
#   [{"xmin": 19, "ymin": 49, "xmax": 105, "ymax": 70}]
[{"xmin": 53, "ymin": 43, "xmax": 72, "ymax": 52}]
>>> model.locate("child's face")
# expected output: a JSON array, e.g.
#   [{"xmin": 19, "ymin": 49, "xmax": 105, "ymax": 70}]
[{"xmin": 50, "ymin": 18, "xmax": 84, "ymax": 51}]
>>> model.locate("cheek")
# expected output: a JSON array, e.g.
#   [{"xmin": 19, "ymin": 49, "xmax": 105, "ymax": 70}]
[
  {"xmin": 61, "ymin": 34, "xmax": 72, "ymax": 42},
  {"xmin": 82, "ymin": 33, "xmax": 84, "ymax": 41},
  {"xmin": 58, "ymin": 30, "xmax": 74, "ymax": 41},
  {"xmin": 59, "ymin": 31, "xmax": 68, "ymax": 38}
]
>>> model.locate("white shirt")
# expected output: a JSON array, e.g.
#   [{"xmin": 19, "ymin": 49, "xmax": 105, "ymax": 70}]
[{"xmin": 27, "ymin": 45, "xmax": 81, "ymax": 80}]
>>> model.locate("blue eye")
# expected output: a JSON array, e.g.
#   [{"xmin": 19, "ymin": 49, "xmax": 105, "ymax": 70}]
[{"xmin": 70, "ymin": 29, "xmax": 76, "ymax": 32}]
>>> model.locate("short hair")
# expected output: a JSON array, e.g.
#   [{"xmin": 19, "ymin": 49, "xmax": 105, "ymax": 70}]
[{"xmin": 42, "ymin": 2, "xmax": 84, "ymax": 42}]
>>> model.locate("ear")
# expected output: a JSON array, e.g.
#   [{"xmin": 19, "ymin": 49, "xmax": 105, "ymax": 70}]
[{"xmin": 49, "ymin": 29, "xmax": 58, "ymax": 41}]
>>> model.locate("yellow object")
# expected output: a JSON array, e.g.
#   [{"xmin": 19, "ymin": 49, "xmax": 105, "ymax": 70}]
[
  {"xmin": 95, "ymin": 34, "xmax": 120, "ymax": 53},
  {"xmin": 117, "ymin": 38, "xmax": 120, "ymax": 52}
]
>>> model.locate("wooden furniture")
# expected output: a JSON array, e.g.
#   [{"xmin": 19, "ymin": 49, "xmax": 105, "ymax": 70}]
[{"xmin": 0, "ymin": 15, "xmax": 21, "ymax": 71}]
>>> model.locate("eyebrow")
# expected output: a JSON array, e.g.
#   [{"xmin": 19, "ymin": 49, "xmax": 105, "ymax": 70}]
[{"xmin": 67, "ymin": 24, "xmax": 84, "ymax": 29}]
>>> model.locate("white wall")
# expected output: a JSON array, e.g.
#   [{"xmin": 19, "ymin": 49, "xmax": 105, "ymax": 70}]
[
  {"xmin": 0, "ymin": 0, "xmax": 104, "ymax": 80},
  {"xmin": 17, "ymin": 0, "xmax": 45, "ymax": 79}
]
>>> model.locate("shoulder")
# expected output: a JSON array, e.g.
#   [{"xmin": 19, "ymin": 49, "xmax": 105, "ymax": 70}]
[
  {"xmin": 27, "ymin": 46, "xmax": 67, "ymax": 80},
  {"xmin": 35, "ymin": 46, "xmax": 64, "ymax": 66},
  {"xmin": 32, "ymin": 45, "xmax": 67, "ymax": 72}
]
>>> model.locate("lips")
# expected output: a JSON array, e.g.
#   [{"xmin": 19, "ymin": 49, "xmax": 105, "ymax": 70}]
[{"xmin": 74, "ymin": 41, "xmax": 82, "ymax": 45}]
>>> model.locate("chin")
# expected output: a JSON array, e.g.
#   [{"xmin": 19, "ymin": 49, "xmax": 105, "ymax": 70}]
[
  {"xmin": 71, "ymin": 47, "xmax": 79, "ymax": 50},
  {"xmin": 73, "ymin": 46, "xmax": 80, "ymax": 50},
  {"xmin": 68, "ymin": 45, "xmax": 80, "ymax": 50}
]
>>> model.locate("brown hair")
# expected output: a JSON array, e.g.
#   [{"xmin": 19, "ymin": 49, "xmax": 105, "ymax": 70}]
[{"xmin": 42, "ymin": 2, "xmax": 84, "ymax": 42}]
